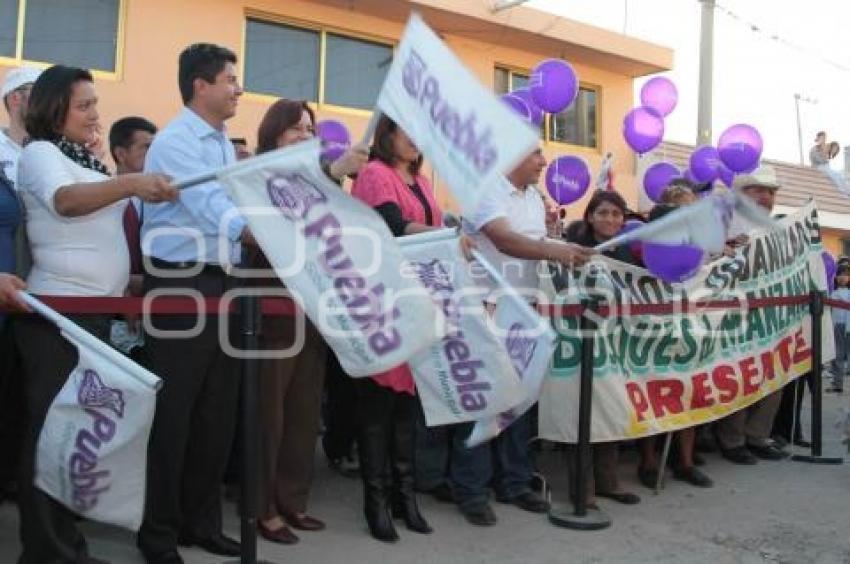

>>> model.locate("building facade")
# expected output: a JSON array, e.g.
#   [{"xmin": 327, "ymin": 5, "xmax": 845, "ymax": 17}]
[{"xmin": 0, "ymin": 0, "xmax": 672, "ymax": 212}]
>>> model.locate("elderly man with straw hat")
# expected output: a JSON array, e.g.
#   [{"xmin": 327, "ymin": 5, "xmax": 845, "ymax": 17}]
[{"xmin": 715, "ymin": 164, "xmax": 790, "ymax": 464}]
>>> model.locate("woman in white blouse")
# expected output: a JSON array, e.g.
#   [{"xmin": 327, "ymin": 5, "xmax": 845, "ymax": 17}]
[{"xmin": 13, "ymin": 65, "xmax": 176, "ymax": 564}]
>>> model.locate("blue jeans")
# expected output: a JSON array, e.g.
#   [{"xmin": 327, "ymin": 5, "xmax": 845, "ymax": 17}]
[{"xmin": 450, "ymin": 409, "xmax": 535, "ymax": 510}]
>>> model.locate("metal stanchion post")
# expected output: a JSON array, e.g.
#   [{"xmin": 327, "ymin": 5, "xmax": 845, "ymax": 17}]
[
  {"xmin": 226, "ymin": 294, "xmax": 274, "ymax": 563},
  {"xmin": 792, "ymin": 290, "xmax": 843, "ymax": 465},
  {"xmin": 549, "ymin": 298, "xmax": 612, "ymax": 530}
]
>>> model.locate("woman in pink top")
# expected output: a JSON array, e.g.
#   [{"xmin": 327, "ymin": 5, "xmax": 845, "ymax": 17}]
[{"xmin": 350, "ymin": 116, "xmax": 441, "ymax": 542}]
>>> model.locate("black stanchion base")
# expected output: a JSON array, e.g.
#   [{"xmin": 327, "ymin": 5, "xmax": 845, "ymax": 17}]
[
  {"xmin": 790, "ymin": 454, "xmax": 844, "ymax": 464},
  {"xmin": 548, "ymin": 502, "xmax": 612, "ymax": 531}
]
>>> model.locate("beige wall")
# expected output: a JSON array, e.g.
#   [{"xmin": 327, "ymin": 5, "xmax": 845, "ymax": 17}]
[{"xmin": 1, "ymin": 0, "xmax": 649, "ymax": 214}]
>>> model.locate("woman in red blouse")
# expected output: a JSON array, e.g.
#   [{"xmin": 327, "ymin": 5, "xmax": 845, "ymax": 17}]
[{"xmin": 350, "ymin": 116, "xmax": 442, "ymax": 542}]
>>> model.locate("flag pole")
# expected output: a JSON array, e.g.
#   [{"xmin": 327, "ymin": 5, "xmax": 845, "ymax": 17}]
[
  {"xmin": 360, "ymin": 109, "xmax": 381, "ymax": 147},
  {"xmin": 18, "ymin": 292, "xmax": 161, "ymax": 390}
]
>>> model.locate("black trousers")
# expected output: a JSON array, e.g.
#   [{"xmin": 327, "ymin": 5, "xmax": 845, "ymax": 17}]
[
  {"xmin": 14, "ymin": 313, "xmax": 111, "ymax": 564},
  {"xmin": 772, "ymin": 372, "xmax": 814, "ymax": 443},
  {"xmin": 322, "ymin": 351, "xmax": 358, "ymax": 461},
  {"xmin": 0, "ymin": 317, "xmax": 24, "ymax": 495},
  {"xmin": 137, "ymin": 265, "xmax": 240, "ymax": 554}
]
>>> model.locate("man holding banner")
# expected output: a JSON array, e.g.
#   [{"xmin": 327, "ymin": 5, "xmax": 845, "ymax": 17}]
[
  {"xmin": 715, "ymin": 165, "xmax": 790, "ymax": 464},
  {"xmin": 451, "ymin": 146, "xmax": 591, "ymax": 526}
]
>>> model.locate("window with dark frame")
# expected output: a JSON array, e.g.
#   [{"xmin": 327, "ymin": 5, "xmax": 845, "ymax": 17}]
[
  {"xmin": 244, "ymin": 18, "xmax": 392, "ymax": 111},
  {"xmin": 494, "ymin": 66, "xmax": 597, "ymax": 149},
  {"xmin": 0, "ymin": 0, "xmax": 18, "ymax": 58},
  {"xmin": 244, "ymin": 19, "xmax": 320, "ymax": 101},
  {"xmin": 7, "ymin": 0, "xmax": 122, "ymax": 72}
]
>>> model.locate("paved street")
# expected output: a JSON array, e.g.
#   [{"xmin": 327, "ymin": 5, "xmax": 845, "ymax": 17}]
[{"xmin": 2, "ymin": 393, "xmax": 849, "ymax": 564}]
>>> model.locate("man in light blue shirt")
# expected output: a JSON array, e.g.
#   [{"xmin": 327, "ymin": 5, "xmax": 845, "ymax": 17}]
[
  {"xmin": 138, "ymin": 43, "xmax": 250, "ymax": 564},
  {"xmin": 142, "ymin": 74, "xmax": 250, "ymax": 265}
]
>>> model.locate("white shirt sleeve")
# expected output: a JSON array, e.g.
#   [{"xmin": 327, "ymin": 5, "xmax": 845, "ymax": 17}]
[
  {"xmin": 470, "ymin": 177, "xmax": 512, "ymax": 231},
  {"xmin": 18, "ymin": 142, "xmax": 79, "ymax": 218}
]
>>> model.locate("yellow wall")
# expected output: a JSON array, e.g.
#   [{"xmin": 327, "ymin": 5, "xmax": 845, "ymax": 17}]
[
  {"xmin": 822, "ymin": 228, "xmax": 846, "ymax": 257},
  {"xmin": 0, "ymin": 0, "xmax": 643, "ymax": 215}
]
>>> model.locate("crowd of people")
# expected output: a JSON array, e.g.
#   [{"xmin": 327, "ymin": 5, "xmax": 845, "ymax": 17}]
[{"xmin": 0, "ymin": 42, "xmax": 841, "ymax": 564}]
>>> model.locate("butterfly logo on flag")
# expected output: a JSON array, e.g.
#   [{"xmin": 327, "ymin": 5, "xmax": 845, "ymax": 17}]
[
  {"xmin": 505, "ymin": 322, "xmax": 538, "ymax": 373},
  {"xmin": 412, "ymin": 259, "xmax": 455, "ymax": 294},
  {"xmin": 78, "ymin": 369, "xmax": 125, "ymax": 418},
  {"xmin": 267, "ymin": 173, "xmax": 328, "ymax": 221}
]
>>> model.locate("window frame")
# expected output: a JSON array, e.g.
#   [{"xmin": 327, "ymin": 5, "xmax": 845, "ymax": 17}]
[
  {"xmin": 241, "ymin": 10, "xmax": 395, "ymax": 117},
  {"xmin": 0, "ymin": 0, "xmax": 127, "ymax": 80},
  {"xmin": 494, "ymin": 64, "xmax": 602, "ymax": 153}
]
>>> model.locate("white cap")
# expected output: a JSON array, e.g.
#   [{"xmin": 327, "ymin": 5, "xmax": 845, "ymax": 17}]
[
  {"xmin": 1, "ymin": 67, "xmax": 42, "ymax": 99},
  {"xmin": 732, "ymin": 164, "xmax": 781, "ymax": 191}
]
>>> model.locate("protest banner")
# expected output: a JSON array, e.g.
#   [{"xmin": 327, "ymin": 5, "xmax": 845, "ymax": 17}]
[{"xmin": 539, "ymin": 202, "xmax": 834, "ymax": 443}]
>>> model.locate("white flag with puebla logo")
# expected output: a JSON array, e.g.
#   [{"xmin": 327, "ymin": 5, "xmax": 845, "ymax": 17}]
[
  {"xmin": 375, "ymin": 13, "xmax": 539, "ymax": 214},
  {"xmin": 466, "ymin": 253, "xmax": 557, "ymax": 447},
  {"xmin": 596, "ymin": 190, "xmax": 776, "ymax": 253},
  {"xmin": 221, "ymin": 139, "xmax": 439, "ymax": 376},
  {"xmin": 397, "ymin": 229, "xmax": 523, "ymax": 426},
  {"xmin": 24, "ymin": 294, "xmax": 161, "ymax": 531}
]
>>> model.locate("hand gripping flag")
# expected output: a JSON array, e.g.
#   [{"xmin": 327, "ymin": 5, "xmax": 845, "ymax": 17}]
[
  {"xmin": 218, "ymin": 138, "xmax": 439, "ymax": 376},
  {"xmin": 373, "ymin": 13, "xmax": 539, "ymax": 214},
  {"xmin": 397, "ymin": 229, "xmax": 523, "ymax": 426},
  {"xmin": 465, "ymin": 250, "xmax": 557, "ymax": 447},
  {"xmin": 21, "ymin": 293, "xmax": 161, "ymax": 531},
  {"xmin": 595, "ymin": 190, "xmax": 776, "ymax": 253}
]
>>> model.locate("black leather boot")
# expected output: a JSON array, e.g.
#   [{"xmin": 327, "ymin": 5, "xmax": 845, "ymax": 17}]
[
  {"xmin": 357, "ymin": 385, "xmax": 399, "ymax": 543},
  {"xmin": 390, "ymin": 395, "xmax": 432, "ymax": 534}
]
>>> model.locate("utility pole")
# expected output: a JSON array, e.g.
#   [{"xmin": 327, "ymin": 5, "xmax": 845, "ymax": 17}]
[
  {"xmin": 795, "ymin": 94, "xmax": 804, "ymax": 165},
  {"xmin": 794, "ymin": 93, "xmax": 817, "ymax": 165},
  {"xmin": 696, "ymin": 0, "xmax": 716, "ymax": 146}
]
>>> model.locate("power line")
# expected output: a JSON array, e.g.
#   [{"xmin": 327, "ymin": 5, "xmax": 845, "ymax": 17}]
[{"xmin": 714, "ymin": 2, "xmax": 850, "ymax": 73}]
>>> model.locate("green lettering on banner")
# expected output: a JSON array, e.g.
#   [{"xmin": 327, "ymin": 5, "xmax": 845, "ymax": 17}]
[
  {"xmin": 672, "ymin": 318, "xmax": 699, "ymax": 368},
  {"xmin": 652, "ymin": 328, "xmax": 675, "ymax": 370},
  {"xmin": 541, "ymin": 201, "xmax": 832, "ymax": 444},
  {"xmin": 551, "ymin": 314, "xmax": 580, "ymax": 374}
]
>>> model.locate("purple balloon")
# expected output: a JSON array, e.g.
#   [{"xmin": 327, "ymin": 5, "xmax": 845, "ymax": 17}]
[
  {"xmin": 640, "ymin": 77, "xmax": 678, "ymax": 117},
  {"xmin": 545, "ymin": 156, "xmax": 590, "ymax": 205},
  {"xmin": 529, "ymin": 59, "xmax": 579, "ymax": 113},
  {"xmin": 823, "ymin": 251, "xmax": 837, "ymax": 292},
  {"xmin": 689, "ymin": 145, "xmax": 722, "ymax": 183},
  {"xmin": 718, "ymin": 163, "xmax": 735, "ymax": 187},
  {"xmin": 683, "ymin": 168, "xmax": 697, "ymax": 184},
  {"xmin": 504, "ymin": 88, "xmax": 544, "ymax": 126},
  {"xmin": 643, "ymin": 162, "xmax": 681, "ymax": 203},
  {"xmin": 317, "ymin": 119, "xmax": 350, "ymax": 162},
  {"xmin": 619, "ymin": 219, "xmax": 645, "ymax": 257},
  {"xmin": 718, "ymin": 124, "xmax": 763, "ymax": 173},
  {"xmin": 623, "ymin": 107, "xmax": 665, "ymax": 154},
  {"xmin": 643, "ymin": 241, "xmax": 705, "ymax": 283}
]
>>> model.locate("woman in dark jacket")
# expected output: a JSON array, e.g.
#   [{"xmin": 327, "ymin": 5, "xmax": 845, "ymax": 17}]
[{"xmin": 562, "ymin": 190, "xmax": 641, "ymax": 507}]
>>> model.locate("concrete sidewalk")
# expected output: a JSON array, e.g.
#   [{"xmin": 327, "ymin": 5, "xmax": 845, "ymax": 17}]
[{"xmin": 2, "ymin": 394, "xmax": 849, "ymax": 564}]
